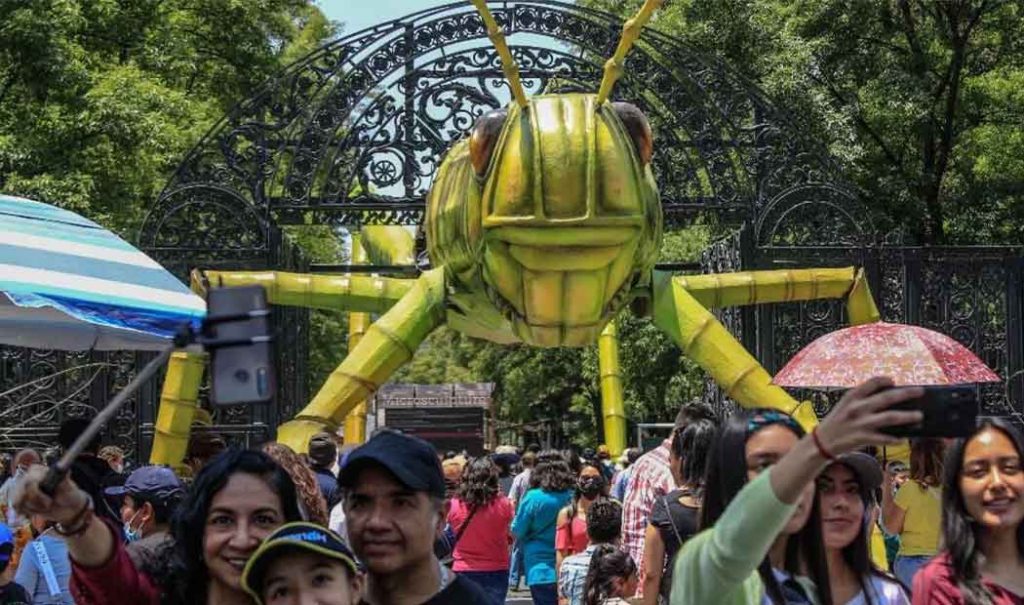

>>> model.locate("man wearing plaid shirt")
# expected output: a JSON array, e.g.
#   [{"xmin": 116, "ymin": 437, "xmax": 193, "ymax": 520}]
[
  {"xmin": 558, "ymin": 499, "xmax": 622, "ymax": 605},
  {"xmin": 620, "ymin": 402, "xmax": 714, "ymax": 596}
]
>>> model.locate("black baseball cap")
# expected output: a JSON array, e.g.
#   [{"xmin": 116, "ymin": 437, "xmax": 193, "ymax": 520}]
[
  {"xmin": 241, "ymin": 522, "xmax": 358, "ymax": 604},
  {"xmin": 105, "ymin": 466, "xmax": 185, "ymax": 504},
  {"xmin": 339, "ymin": 430, "xmax": 445, "ymax": 499}
]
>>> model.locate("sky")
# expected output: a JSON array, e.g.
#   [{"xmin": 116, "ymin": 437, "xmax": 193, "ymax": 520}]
[{"xmin": 317, "ymin": 0, "xmax": 454, "ymax": 36}]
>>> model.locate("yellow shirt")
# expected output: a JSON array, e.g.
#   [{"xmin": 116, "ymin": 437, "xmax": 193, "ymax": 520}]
[
  {"xmin": 894, "ymin": 481, "xmax": 942, "ymax": 556},
  {"xmin": 870, "ymin": 522, "xmax": 889, "ymax": 570}
]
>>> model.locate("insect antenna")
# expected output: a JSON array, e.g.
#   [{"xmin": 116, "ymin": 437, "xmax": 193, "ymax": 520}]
[
  {"xmin": 595, "ymin": 0, "xmax": 664, "ymax": 105},
  {"xmin": 470, "ymin": 0, "xmax": 528, "ymax": 108}
]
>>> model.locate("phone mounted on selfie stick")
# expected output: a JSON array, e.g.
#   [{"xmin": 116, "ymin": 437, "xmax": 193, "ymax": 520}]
[{"xmin": 40, "ymin": 286, "xmax": 274, "ymax": 497}]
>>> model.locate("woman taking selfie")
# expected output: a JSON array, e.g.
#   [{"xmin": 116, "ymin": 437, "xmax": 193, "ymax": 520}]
[
  {"xmin": 641, "ymin": 418, "xmax": 717, "ymax": 605},
  {"xmin": 882, "ymin": 438, "xmax": 945, "ymax": 588},
  {"xmin": 670, "ymin": 377, "xmax": 924, "ymax": 605},
  {"xmin": 818, "ymin": 453, "xmax": 908, "ymax": 604},
  {"xmin": 14, "ymin": 449, "xmax": 302, "ymax": 605},
  {"xmin": 913, "ymin": 419, "xmax": 1024, "ymax": 604}
]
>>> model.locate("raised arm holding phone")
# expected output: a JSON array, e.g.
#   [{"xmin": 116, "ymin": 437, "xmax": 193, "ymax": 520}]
[{"xmin": 671, "ymin": 376, "xmax": 925, "ymax": 605}]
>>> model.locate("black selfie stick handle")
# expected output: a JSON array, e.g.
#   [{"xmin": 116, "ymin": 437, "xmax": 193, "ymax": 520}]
[{"xmin": 39, "ymin": 345, "xmax": 177, "ymax": 498}]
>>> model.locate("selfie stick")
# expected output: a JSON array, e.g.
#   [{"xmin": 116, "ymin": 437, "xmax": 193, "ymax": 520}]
[
  {"xmin": 38, "ymin": 302, "xmax": 273, "ymax": 497},
  {"xmin": 39, "ymin": 343, "xmax": 178, "ymax": 497}
]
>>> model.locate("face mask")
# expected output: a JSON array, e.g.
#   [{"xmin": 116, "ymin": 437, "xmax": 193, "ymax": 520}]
[
  {"xmin": 123, "ymin": 510, "xmax": 143, "ymax": 544},
  {"xmin": 578, "ymin": 476, "xmax": 604, "ymax": 498},
  {"xmin": 13, "ymin": 466, "xmax": 26, "ymax": 479}
]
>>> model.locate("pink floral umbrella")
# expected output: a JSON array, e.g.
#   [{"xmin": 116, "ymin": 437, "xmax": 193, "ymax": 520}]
[{"xmin": 772, "ymin": 322, "xmax": 1001, "ymax": 388}]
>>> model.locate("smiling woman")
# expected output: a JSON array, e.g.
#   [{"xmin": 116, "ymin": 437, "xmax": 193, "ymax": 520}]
[
  {"xmin": 914, "ymin": 420, "xmax": 1024, "ymax": 604},
  {"xmin": 11, "ymin": 449, "xmax": 303, "ymax": 605}
]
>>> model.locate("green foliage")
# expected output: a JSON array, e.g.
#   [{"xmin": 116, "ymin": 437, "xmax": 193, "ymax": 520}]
[
  {"xmin": 586, "ymin": 0, "xmax": 1023, "ymax": 244},
  {"xmin": 0, "ymin": 0, "xmax": 334, "ymax": 235},
  {"xmin": 0, "ymin": 0, "xmax": 337, "ymax": 389}
]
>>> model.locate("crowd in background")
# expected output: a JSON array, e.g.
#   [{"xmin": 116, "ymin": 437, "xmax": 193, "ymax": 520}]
[{"xmin": 0, "ymin": 377, "xmax": 1019, "ymax": 604}]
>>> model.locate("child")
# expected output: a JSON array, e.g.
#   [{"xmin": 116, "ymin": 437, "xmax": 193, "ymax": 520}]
[
  {"xmin": 582, "ymin": 544, "xmax": 638, "ymax": 605},
  {"xmin": 241, "ymin": 522, "xmax": 363, "ymax": 605},
  {"xmin": 0, "ymin": 524, "xmax": 31, "ymax": 605}
]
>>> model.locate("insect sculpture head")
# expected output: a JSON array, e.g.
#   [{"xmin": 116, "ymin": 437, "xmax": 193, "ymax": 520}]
[{"xmin": 427, "ymin": 0, "xmax": 664, "ymax": 347}]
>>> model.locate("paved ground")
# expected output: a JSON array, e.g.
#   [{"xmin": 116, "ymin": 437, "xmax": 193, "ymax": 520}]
[{"xmin": 506, "ymin": 588, "xmax": 533, "ymax": 604}]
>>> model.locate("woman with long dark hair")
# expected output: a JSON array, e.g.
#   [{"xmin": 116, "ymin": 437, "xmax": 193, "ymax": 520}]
[
  {"xmin": 511, "ymin": 450, "xmax": 576, "ymax": 605},
  {"xmin": 641, "ymin": 418, "xmax": 717, "ymax": 605},
  {"xmin": 818, "ymin": 453, "xmax": 908, "ymax": 604},
  {"xmin": 671, "ymin": 377, "xmax": 925, "ymax": 605},
  {"xmin": 882, "ymin": 438, "xmax": 945, "ymax": 588},
  {"xmin": 582, "ymin": 544, "xmax": 638, "ymax": 605},
  {"xmin": 14, "ymin": 448, "xmax": 303, "ymax": 605},
  {"xmin": 448, "ymin": 456, "xmax": 514, "ymax": 605},
  {"xmin": 556, "ymin": 461, "xmax": 608, "ymax": 575},
  {"xmin": 913, "ymin": 419, "xmax": 1024, "ymax": 604}
]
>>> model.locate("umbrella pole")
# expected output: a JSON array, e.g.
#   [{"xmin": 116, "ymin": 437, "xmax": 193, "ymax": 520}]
[{"xmin": 41, "ymin": 343, "xmax": 176, "ymax": 495}]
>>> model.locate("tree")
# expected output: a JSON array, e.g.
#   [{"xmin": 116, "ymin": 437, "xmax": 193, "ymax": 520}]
[{"xmin": 585, "ymin": 0, "xmax": 1024, "ymax": 244}]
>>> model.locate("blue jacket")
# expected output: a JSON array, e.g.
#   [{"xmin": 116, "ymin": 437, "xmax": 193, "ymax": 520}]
[{"xmin": 510, "ymin": 487, "xmax": 573, "ymax": 586}]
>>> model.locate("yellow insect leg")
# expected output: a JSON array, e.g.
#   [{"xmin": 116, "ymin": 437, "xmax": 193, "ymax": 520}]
[
  {"xmin": 194, "ymin": 270, "xmax": 412, "ymax": 314},
  {"xmin": 598, "ymin": 320, "xmax": 627, "ymax": 457},
  {"xmin": 149, "ymin": 350, "xmax": 205, "ymax": 466},
  {"xmin": 652, "ymin": 267, "xmax": 882, "ymax": 430},
  {"xmin": 343, "ymin": 233, "xmax": 373, "ymax": 445},
  {"xmin": 674, "ymin": 267, "xmax": 880, "ymax": 324},
  {"xmin": 277, "ymin": 268, "xmax": 447, "ymax": 453}
]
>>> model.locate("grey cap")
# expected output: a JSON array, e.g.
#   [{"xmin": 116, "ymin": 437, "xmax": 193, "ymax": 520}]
[
  {"xmin": 830, "ymin": 452, "xmax": 883, "ymax": 493},
  {"xmin": 105, "ymin": 465, "xmax": 185, "ymax": 504}
]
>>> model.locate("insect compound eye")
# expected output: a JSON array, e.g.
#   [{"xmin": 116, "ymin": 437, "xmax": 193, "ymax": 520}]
[
  {"xmin": 611, "ymin": 102, "xmax": 654, "ymax": 165},
  {"xmin": 469, "ymin": 108, "xmax": 509, "ymax": 177}
]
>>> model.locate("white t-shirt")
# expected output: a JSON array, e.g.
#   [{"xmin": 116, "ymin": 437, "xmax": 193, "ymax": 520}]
[{"xmin": 846, "ymin": 575, "xmax": 909, "ymax": 605}]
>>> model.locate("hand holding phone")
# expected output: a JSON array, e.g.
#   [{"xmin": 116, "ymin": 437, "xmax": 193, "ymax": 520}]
[{"xmin": 878, "ymin": 385, "xmax": 978, "ymax": 438}]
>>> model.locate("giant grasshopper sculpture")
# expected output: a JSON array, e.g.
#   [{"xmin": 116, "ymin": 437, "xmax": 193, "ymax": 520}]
[{"xmin": 150, "ymin": 0, "xmax": 880, "ymax": 463}]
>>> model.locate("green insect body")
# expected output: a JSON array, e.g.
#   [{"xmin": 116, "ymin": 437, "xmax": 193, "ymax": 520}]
[{"xmin": 427, "ymin": 94, "xmax": 663, "ymax": 347}]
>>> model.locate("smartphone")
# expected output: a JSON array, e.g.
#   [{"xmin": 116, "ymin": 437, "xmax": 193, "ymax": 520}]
[
  {"xmin": 205, "ymin": 286, "xmax": 275, "ymax": 406},
  {"xmin": 880, "ymin": 385, "xmax": 979, "ymax": 438}
]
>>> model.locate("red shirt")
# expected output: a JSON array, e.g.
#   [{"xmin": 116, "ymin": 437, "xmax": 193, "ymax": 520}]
[
  {"xmin": 555, "ymin": 515, "xmax": 589, "ymax": 554},
  {"xmin": 71, "ymin": 521, "xmax": 160, "ymax": 605},
  {"xmin": 448, "ymin": 495, "xmax": 514, "ymax": 573},
  {"xmin": 913, "ymin": 553, "xmax": 1024, "ymax": 604}
]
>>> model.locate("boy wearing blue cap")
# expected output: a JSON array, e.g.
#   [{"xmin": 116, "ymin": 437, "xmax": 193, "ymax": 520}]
[
  {"xmin": 0, "ymin": 523, "xmax": 31, "ymax": 604},
  {"xmin": 242, "ymin": 522, "xmax": 362, "ymax": 605}
]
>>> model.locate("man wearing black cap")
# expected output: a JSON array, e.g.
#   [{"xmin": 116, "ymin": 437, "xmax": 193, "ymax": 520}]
[
  {"xmin": 339, "ymin": 429, "xmax": 492, "ymax": 604},
  {"xmin": 104, "ymin": 466, "xmax": 185, "ymax": 572}
]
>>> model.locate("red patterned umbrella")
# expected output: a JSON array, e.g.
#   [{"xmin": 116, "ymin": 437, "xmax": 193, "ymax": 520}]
[{"xmin": 773, "ymin": 322, "xmax": 1001, "ymax": 388}]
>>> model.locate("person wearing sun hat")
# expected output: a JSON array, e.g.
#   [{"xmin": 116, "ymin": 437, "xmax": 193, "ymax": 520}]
[{"xmin": 242, "ymin": 522, "xmax": 363, "ymax": 605}]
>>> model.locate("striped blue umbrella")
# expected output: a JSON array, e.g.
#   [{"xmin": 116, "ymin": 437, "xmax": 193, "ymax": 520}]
[{"xmin": 0, "ymin": 194, "xmax": 206, "ymax": 351}]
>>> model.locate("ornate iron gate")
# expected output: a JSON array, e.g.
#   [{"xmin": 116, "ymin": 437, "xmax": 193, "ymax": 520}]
[{"xmin": 7, "ymin": 1, "xmax": 1015, "ymax": 460}]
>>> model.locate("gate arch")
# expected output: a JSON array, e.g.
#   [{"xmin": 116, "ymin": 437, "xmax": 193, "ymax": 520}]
[{"xmin": 134, "ymin": 0, "xmax": 872, "ymax": 450}]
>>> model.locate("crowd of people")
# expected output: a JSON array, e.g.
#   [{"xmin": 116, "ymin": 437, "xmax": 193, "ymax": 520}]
[{"xmin": 0, "ymin": 377, "xmax": 1018, "ymax": 604}]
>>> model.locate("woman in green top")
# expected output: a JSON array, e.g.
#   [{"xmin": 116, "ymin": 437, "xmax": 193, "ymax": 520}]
[{"xmin": 671, "ymin": 377, "xmax": 925, "ymax": 605}]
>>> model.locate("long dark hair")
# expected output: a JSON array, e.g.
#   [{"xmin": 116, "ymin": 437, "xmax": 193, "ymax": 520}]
[
  {"xmin": 700, "ymin": 409, "xmax": 833, "ymax": 605},
  {"xmin": 821, "ymin": 462, "xmax": 894, "ymax": 605},
  {"xmin": 458, "ymin": 456, "xmax": 500, "ymax": 509},
  {"xmin": 160, "ymin": 449, "xmax": 303, "ymax": 604},
  {"xmin": 941, "ymin": 418, "xmax": 1024, "ymax": 605},
  {"xmin": 672, "ymin": 418, "xmax": 717, "ymax": 491},
  {"xmin": 530, "ymin": 449, "xmax": 575, "ymax": 492},
  {"xmin": 910, "ymin": 437, "xmax": 945, "ymax": 487},
  {"xmin": 583, "ymin": 544, "xmax": 636, "ymax": 605}
]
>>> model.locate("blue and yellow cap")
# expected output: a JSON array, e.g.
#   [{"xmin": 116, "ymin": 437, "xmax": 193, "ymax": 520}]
[{"xmin": 241, "ymin": 522, "xmax": 358, "ymax": 604}]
